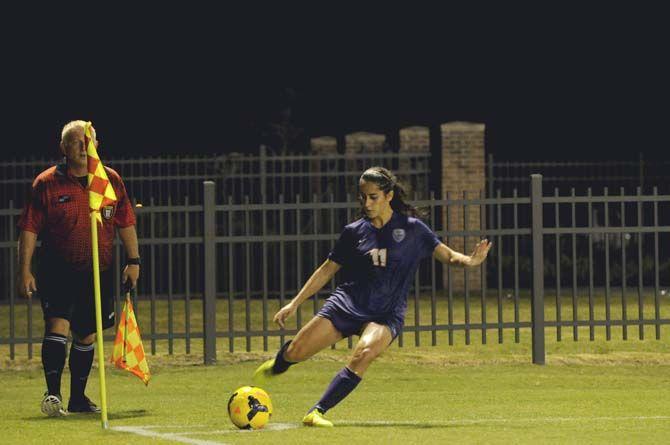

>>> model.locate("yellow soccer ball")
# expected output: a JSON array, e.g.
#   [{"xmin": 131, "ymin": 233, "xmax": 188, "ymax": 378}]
[{"xmin": 227, "ymin": 386, "xmax": 273, "ymax": 429}]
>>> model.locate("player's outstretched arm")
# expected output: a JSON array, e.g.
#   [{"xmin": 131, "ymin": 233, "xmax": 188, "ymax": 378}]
[
  {"xmin": 433, "ymin": 239, "xmax": 492, "ymax": 267},
  {"xmin": 274, "ymin": 259, "xmax": 341, "ymax": 328}
]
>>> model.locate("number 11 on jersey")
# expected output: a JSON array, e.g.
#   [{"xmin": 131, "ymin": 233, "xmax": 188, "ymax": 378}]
[{"xmin": 369, "ymin": 248, "xmax": 387, "ymax": 267}]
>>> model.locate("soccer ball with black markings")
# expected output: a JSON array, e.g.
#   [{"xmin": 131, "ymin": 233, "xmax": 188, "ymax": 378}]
[{"xmin": 227, "ymin": 386, "xmax": 273, "ymax": 429}]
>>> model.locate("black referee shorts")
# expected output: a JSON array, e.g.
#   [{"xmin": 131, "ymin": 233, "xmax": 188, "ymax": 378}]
[{"xmin": 37, "ymin": 255, "xmax": 115, "ymax": 338}]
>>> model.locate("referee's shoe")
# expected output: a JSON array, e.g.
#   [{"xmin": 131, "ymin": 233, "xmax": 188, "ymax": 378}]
[
  {"xmin": 68, "ymin": 395, "xmax": 101, "ymax": 413},
  {"xmin": 41, "ymin": 392, "xmax": 68, "ymax": 417}
]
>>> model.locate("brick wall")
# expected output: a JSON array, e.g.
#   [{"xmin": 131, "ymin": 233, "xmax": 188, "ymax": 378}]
[
  {"xmin": 344, "ymin": 131, "xmax": 386, "ymax": 154},
  {"xmin": 310, "ymin": 136, "xmax": 337, "ymax": 154},
  {"xmin": 441, "ymin": 122, "xmax": 485, "ymax": 291},
  {"xmin": 399, "ymin": 126, "xmax": 430, "ymax": 195}
]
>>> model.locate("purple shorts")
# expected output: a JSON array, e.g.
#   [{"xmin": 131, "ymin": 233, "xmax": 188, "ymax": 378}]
[{"xmin": 316, "ymin": 299, "xmax": 404, "ymax": 340}]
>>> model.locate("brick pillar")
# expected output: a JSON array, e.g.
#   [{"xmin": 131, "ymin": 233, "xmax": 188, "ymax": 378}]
[
  {"xmin": 399, "ymin": 126, "xmax": 430, "ymax": 198},
  {"xmin": 441, "ymin": 122, "xmax": 485, "ymax": 291},
  {"xmin": 345, "ymin": 132, "xmax": 386, "ymax": 193},
  {"xmin": 345, "ymin": 131, "xmax": 385, "ymax": 153},
  {"xmin": 311, "ymin": 136, "xmax": 338, "ymax": 154},
  {"xmin": 310, "ymin": 136, "xmax": 338, "ymax": 199}
]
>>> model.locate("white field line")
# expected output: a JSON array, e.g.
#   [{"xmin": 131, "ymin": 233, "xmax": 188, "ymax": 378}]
[
  {"xmin": 111, "ymin": 423, "xmax": 298, "ymax": 444},
  {"xmin": 112, "ymin": 417, "xmax": 670, "ymax": 443},
  {"xmin": 111, "ymin": 426, "xmax": 229, "ymax": 445},
  {"xmin": 186, "ymin": 423, "xmax": 300, "ymax": 434}
]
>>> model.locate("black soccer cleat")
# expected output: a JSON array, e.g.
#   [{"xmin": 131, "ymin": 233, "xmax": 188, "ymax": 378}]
[{"xmin": 67, "ymin": 395, "xmax": 101, "ymax": 413}]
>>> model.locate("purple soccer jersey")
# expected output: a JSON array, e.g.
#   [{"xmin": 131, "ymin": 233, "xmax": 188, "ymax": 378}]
[{"xmin": 326, "ymin": 212, "xmax": 441, "ymax": 322}]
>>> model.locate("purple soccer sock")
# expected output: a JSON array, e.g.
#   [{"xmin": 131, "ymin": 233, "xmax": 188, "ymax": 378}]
[{"xmin": 312, "ymin": 367, "xmax": 362, "ymax": 414}]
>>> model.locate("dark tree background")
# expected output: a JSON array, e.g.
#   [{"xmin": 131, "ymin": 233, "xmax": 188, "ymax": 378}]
[{"xmin": 2, "ymin": 7, "xmax": 668, "ymax": 163}]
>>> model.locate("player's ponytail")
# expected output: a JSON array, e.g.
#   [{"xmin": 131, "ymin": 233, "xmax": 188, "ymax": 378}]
[{"xmin": 359, "ymin": 166, "xmax": 425, "ymax": 218}]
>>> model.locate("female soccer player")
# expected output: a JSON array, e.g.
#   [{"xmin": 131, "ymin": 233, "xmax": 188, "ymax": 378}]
[{"xmin": 253, "ymin": 166, "xmax": 491, "ymax": 427}]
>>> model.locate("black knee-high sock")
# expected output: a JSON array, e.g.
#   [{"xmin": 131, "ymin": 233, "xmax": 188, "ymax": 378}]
[
  {"xmin": 42, "ymin": 333, "xmax": 67, "ymax": 396},
  {"xmin": 69, "ymin": 341, "xmax": 94, "ymax": 401},
  {"xmin": 271, "ymin": 340, "xmax": 296, "ymax": 374},
  {"xmin": 312, "ymin": 367, "xmax": 362, "ymax": 414}
]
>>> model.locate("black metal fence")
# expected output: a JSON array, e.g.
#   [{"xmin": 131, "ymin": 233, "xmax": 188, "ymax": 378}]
[
  {"xmin": 2, "ymin": 176, "xmax": 669, "ymax": 364},
  {"xmin": 0, "ymin": 148, "xmax": 432, "ymax": 208},
  {"xmin": 487, "ymin": 153, "xmax": 670, "ymax": 196}
]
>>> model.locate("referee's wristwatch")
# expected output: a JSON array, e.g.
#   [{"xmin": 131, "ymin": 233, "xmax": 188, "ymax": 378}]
[{"xmin": 126, "ymin": 257, "xmax": 141, "ymax": 266}]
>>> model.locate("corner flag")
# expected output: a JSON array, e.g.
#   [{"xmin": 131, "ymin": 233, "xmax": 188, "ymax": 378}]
[
  {"xmin": 85, "ymin": 121, "xmax": 116, "ymax": 428},
  {"xmin": 111, "ymin": 293, "xmax": 151, "ymax": 385},
  {"xmin": 86, "ymin": 122, "xmax": 117, "ymax": 224}
]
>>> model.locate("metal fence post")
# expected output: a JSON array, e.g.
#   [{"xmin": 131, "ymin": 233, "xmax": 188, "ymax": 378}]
[
  {"xmin": 203, "ymin": 181, "xmax": 217, "ymax": 364},
  {"xmin": 9, "ymin": 203, "xmax": 16, "ymax": 359},
  {"xmin": 530, "ymin": 174, "xmax": 545, "ymax": 365},
  {"xmin": 487, "ymin": 153, "xmax": 494, "ymax": 231}
]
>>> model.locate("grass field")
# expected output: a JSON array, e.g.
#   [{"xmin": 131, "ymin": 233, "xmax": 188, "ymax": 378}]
[
  {"xmin": 3, "ymin": 289, "xmax": 670, "ymax": 354},
  {"xmin": 2, "ymin": 348, "xmax": 670, "ymax": 444},
  {"xmin": 2, "ymin": 292, "xmax": 670, "ymax": 444}
]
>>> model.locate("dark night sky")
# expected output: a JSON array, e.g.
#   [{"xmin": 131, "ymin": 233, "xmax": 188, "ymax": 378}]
[{"xmin": 2, "ymin": 7, "xmax": 668, "ymax": 162}]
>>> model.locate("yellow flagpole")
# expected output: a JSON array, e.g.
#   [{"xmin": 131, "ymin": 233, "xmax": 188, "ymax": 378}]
[{"xmin": 90, "ymin": 211, "xmax": 109, "ymax": 429}]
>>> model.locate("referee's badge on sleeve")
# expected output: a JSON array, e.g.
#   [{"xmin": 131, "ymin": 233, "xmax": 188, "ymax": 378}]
[
  {"xmin": 393, "ymin": 228, "xmax": 405, "ymax": 243},
  {"xmin": 102, "ymin": 205, "xmax": 115, "ymax": 220}
]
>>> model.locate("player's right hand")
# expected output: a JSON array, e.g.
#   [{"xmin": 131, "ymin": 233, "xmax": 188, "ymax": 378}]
[
  {"xmin": 273, "ymin": 302, "xmax": 297, "ymax": 329},
  {"xmin": 17, "ymin": 271, "xmax": 37, "ymax": 298}
]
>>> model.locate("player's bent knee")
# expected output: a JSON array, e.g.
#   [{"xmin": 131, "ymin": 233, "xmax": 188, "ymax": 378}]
[{"xmin": 351, "ymin": 346, "xmax": 377, "ymax": 365}]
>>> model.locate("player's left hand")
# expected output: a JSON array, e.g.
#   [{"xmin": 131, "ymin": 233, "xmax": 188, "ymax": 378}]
[
  {"xmin": 122, "ymin": 264, "xmax": 140, "ymax": 291},
  {"xmin": 467, "ymin": 239, "xmax": 492, "ymax": 267}
]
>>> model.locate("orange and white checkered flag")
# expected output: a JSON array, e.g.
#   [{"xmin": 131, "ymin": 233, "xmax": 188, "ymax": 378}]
[
  {"xmin": 85, "ymin": 122, "xmax": 117, "ymax": 224},
  {"xmin": 111, "ymin": 294, "xmax": 151, "ymax": 385}
]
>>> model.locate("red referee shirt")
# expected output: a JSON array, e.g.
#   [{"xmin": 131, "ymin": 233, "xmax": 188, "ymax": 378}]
[{"xmin": 18, "ymin": 161, "xmax": 136, "ymax": 271}]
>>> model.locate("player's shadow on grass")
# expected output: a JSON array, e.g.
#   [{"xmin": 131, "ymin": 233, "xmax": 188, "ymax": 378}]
[
  {"xmin": 25, "ymin": 409, "xmax": 149, "ymax": 421},
  {"xmin": 108, "ymin": 409, "xmax": 149, "ymax": 420},
  {"xmin": 340, "ymin": 422, "xmax": 449, "ymax": 429}
]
